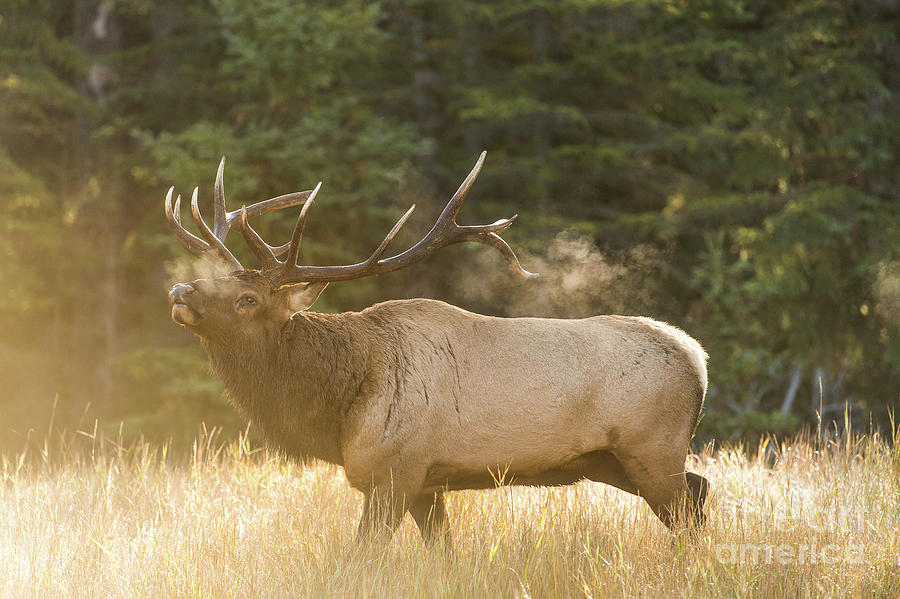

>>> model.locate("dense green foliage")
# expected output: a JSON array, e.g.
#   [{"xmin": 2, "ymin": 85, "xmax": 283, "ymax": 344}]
[{"xmin": 1, "ymin": 0, "xmax": 898, "ymax": 451}]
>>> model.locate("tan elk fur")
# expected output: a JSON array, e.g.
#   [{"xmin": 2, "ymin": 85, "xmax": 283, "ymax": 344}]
[
  {"xmin": 339, "ymin": 299, "xmax": 707, "ymax": 494},
  {"xmin": 172, "ymin": 275, "xmax": 709, "ymax": 544}
]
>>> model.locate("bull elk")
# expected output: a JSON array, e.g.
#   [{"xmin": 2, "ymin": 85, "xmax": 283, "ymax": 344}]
[{"xmin": 165, "ymin": 152, "xmax": 710, "ymax": 545}]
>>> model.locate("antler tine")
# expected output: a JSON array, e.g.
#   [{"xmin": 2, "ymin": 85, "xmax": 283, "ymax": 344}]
[
  {"xmin": 282, "ymin": 182, "xmax": 322, "ymax": 269},
  {"xmin": 239, "ymin": 207, "xmax": 281, "ymax": 270},
  {"xmin": 228, "ymin": 191, "xmax": 313, "ymax": 258},
  {"xmin": 213, "ymin": 156, "xmax": 228, "ymax": 239},
  {"xmin": 435, "ymin": 207, "xmax": 538, "ymax": 278},
  {"xmin": 459, "ymin": 229, "xmax": 538, "ymax": 279},
  {"xmin": 361, "ymin": 204, "xmax": 416, "ymax": 266},
  {"xmin": 226, "ymin": 190, "xmax": 313, "ymax": 237},
  {"xmin": 440, "ymin": 150, "xmax": 485, "ymax": 225},
  {"xmin": 459, "ymin": 216, "xmax": 517, "ymax": 235},
  {"xmin": 165, "ymin": 187, "xmax": 211, "ymax": 257},
  {"xmin": 212, "ymin": 156, "xmax": 315, "ymax": 250},
  {"xmin": 190, "ymin": 187, "xmax": 243, "ymax": 271}
]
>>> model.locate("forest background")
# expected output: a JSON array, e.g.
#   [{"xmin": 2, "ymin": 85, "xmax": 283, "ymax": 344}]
[{"xmin": 1, "ymin": 0, "xmax": 898, "ymax": 453}]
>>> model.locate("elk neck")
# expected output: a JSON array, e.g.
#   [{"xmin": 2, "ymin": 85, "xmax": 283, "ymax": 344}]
[{"xmin": 201, "ymin": 311, "xmax": 371, "ymax": 466}]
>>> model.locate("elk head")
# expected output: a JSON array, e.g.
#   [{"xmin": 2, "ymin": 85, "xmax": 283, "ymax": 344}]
[{"xmin": 165, "ymin": 152, "xmax": 536, "ymax": 346}]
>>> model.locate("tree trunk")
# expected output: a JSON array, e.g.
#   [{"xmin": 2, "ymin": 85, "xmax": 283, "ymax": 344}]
[
  {"xmin": 74, "ymin": 0, "xmax": 122, "ymax": 408},
  {"xmin": 780, "ymin": 362, "xmax": 803, "ymax": 414}
]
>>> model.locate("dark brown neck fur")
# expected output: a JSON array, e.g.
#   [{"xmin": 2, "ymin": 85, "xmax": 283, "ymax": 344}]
[{"xmin": 202, "ymin": 312, "xmax": 371, "ymax": 465}]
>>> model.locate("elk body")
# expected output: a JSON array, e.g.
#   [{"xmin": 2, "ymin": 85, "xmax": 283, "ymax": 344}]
[{"xmin": 165, "ymin": 153, "xmax": 710, "ymax": 544}]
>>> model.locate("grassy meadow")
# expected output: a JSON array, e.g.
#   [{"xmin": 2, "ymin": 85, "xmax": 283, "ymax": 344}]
[{"xmin": 1, "ymin": 426, "xmax": 898, "ymax": 598}]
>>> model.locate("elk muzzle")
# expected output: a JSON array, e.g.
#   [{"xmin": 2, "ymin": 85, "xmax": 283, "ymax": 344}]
[{"xmin": 169, "ymin": 283, "xmax": 201, "ymax": 326}]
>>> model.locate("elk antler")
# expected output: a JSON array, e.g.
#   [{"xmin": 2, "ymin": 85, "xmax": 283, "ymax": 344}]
[
  {"xmin": 238, "ymin": 151, "xmax": 538, "ymax": 286},
  {"xmin": 164, "ymin": 156, "xmax": 313, "ymax": 269}
]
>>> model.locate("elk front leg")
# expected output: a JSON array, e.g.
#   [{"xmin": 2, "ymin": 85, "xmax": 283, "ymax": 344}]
[
  {"xmin": 409, "ymin": 491, "xmax": 452, "ymax": 549},
  {"xmin": 355, "ymin": 485, "xmax": 411, "ymax": 546},
  {"xmin": 685, "ymin": 472, "xmax": 709, "ymax": 526}
]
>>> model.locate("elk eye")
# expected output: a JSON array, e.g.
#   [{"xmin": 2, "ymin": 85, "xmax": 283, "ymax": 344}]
[{"xmin": 237, "ymin": 295, "xmax": 257, "ymax": 308}]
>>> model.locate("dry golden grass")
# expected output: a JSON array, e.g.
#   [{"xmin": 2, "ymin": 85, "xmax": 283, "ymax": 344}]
[{"xmin": 1, "ymin": 426, "xmax": 898, "ymax": 598}]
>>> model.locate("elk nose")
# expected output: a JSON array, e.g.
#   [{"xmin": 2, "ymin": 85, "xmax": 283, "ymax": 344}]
[{"xmin": 169, "ymin": 283, "xmax": 196, "ymax": 304}]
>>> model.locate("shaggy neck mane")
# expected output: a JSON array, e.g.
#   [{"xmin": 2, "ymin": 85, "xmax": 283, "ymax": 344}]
[{"xmin": 202, "ymin": 311, "xmax": 370, "ymax": 465}]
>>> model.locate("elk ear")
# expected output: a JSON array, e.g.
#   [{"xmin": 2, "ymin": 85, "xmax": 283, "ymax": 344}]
[{"xmin": 279, "ymin": 282, "xmax": 329, "ymax": 313}]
